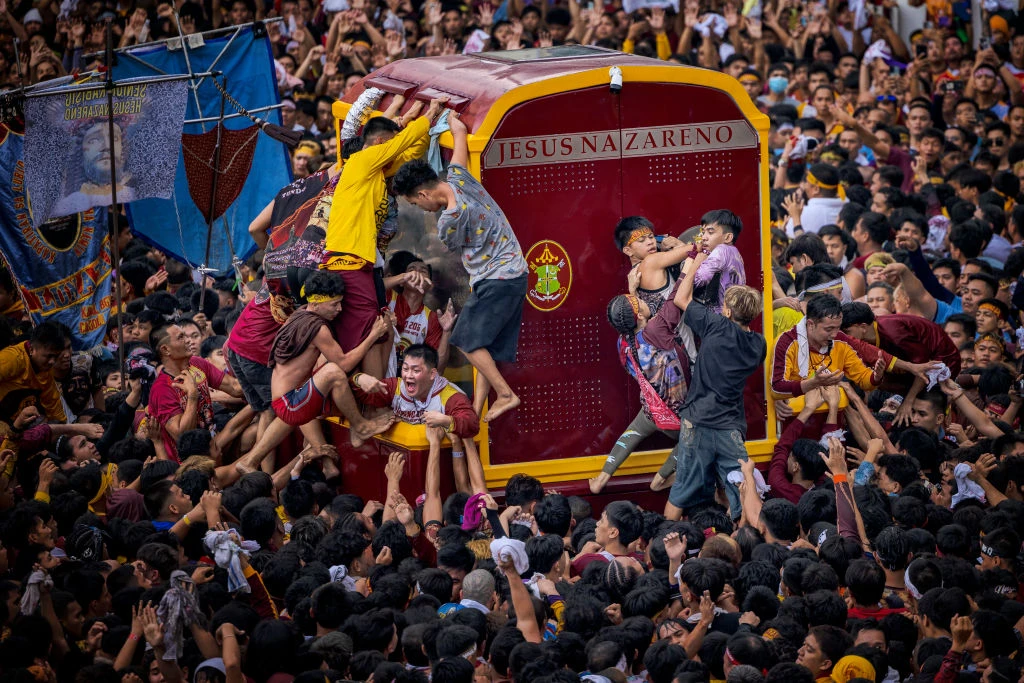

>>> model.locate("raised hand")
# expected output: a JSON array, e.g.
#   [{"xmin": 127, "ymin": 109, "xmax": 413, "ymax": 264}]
[
  {"xmin": 662, "ymin": 531, "xmax": 687, "ymax": 563},
  {"xmin": 385, "ymin": 451, "xmax": 406, "ymax": 481},
  {"xmin": 649, "ymin": 7, "xmax": 665, "ymax": 32}
]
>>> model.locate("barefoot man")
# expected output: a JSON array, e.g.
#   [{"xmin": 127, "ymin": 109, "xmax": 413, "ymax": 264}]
[
  {"xmin": 393, "ymin": 113, "xmax": 527, "ymax": 422},
  {"xmin": 236, "ymin": 272, "xmax": 394, "ymax": 473}
]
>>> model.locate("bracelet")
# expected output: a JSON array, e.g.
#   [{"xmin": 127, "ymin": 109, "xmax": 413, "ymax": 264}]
[
  {"xmin": 953, "ymin": 392, "xmax": 965, "ymax": 401},
  {"xmin": 832, "ymin": 473, "xmax": 848, "ymax": 484},
  {"xmin": 444, "ymin": 419, "xmax": 453, "ymax": 433},
  {"xmin": 129, "ymin": 633, "xmax": 140, "ymax": 641},
  {"xmin": 350, "ymin": 372, "xmax": 364, "ymax": 387}
]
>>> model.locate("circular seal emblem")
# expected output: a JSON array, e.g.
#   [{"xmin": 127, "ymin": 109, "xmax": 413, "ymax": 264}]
[{"xmin": 525, "ymin": 240, "xmax": 572, "ymax": 312}]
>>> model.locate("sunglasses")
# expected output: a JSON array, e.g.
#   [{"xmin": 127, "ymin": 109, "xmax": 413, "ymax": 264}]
[
  {"xmin": 876, "ymin": 95, "xmax": 897, "ymax": 103},
  {"xmin": 987, "ymin": 137, "xmax": 1006, "ymax": 146}
]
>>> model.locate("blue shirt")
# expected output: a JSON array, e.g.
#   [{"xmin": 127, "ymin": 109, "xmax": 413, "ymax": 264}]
[{"xmin": 933, "ymin": 297, "xmax": 963, "ymax": 325}]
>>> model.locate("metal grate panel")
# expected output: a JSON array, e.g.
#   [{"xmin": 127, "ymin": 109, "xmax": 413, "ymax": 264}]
[
  {"xmin": 511, "ymin": 378, "xmax": 606, "ymax": 432},
  {"xmin": 516, "ymin": 314, "xmax": 604, "ymax": 368},
  {"xmin": 507, "ymin": 162, "xmax": 599, "ymax": 196},
  {"xmin": 646, "ymin": 150, "xmax": 738, "ymax": 184}
]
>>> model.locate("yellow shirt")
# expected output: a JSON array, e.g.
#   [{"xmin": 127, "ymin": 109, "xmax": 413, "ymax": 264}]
[
  {"xmin": 324, "ymin": 116, "xmax": 430, "ymax": 265},
  {"xmin": 0, "ymin": 341, "xmax": 67, "ymax": 423},
  {"xmin": 773, "ymin": 305, "xmax": 803, "ymax": 340}
]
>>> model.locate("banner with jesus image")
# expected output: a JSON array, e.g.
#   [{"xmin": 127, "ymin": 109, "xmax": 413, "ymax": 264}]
[{"xmin": 23, "ymin": 76, "xmax": 187, "ymax": 227}]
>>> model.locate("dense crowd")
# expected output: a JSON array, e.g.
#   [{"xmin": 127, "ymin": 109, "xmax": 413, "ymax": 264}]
[{"xmin": 4, "ymin": 1, "xmax": 1024, "ymax": 683}]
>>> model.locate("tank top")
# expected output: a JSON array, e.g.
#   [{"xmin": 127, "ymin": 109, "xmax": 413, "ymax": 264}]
[{"xmin": 636, "ymin": 269, "xmax": 676, "ymax": 315}]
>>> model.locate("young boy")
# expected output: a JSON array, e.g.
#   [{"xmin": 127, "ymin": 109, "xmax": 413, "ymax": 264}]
[
  {"xmin": 665, "ymin": 247, "xmax": 766, "ymax": 521},
  {"xmin": 613, "ymin": 216, "xmax": 690, "ymax": 316},
  {"xmin": 392, "ymin": 113, "xmax": 527, "ymax": 423}
]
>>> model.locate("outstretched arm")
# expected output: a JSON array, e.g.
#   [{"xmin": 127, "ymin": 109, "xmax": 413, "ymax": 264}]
[{"xmin": 449, "ymin": 110, "xmax": 469, "ymax": 168}]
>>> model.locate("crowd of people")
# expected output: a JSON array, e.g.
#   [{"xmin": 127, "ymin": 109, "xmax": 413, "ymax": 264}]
[{"xmin": 4, "ymin": 0, "xmax": 1024, "ymax": 683}]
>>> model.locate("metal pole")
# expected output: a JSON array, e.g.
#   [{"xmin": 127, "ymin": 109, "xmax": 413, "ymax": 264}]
[
  {"xmin": 104, "ymin": 20, "xmax": 126, "ymax": 390},
  {"xmin": 198, "ymin": 76, "xmax": 227, "ymax": 313}
]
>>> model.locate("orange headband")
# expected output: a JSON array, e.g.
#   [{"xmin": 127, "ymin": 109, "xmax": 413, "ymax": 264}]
[
  {"xmin": 979, "ymin": 302, "xmax": 1004, "ymax": 319},
  {"xmin": 975, "ymin": 333, "xmax": 1005, "ymax": 349},
  {"xmin": 624, "ymin": 294, "xmax": 641, "ymax": 318},
  {"xmin": 625, "ymin": 227, "xmax": 654, "ymax": 247}
]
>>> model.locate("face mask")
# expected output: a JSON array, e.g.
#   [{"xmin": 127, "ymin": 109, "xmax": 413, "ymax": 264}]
[{"xmin": 768, "ymin": 76, "xmax": 789, "ymax": 94}]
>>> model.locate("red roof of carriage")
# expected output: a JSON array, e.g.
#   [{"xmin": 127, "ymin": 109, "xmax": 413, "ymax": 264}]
[{"xmin": 342, "ymin": 47, "xmax": 672, "ymax": 132}]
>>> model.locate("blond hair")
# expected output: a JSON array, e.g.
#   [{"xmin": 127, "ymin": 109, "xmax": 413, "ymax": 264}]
[
  {"xmin": 724, "ymin": 285, "xmax": 763, "ymax": 325},
  {"xmin": 177, "ymin": 456, "xmax": 216, "ymax": 478}
]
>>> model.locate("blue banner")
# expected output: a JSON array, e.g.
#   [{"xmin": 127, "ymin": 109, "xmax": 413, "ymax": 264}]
[
  {"xmin": 0, "ymin": 124, "xmax": 113, "ymax": 350},
  {"xmin": 113, "ymin": 27, "xmax": 292, "ymax": 272}
]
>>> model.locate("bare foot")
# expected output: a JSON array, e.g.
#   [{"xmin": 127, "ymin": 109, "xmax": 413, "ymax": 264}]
[
  {"xmin": 350, "ymin": 412, "xmax": 396, "ymax": 447},
  {"xmin": 234, "ymin": 458, "xmax": 256, "ymax": 475},
  {"xmin": 650, "ymin": 472, "xmax": 675, "ymax": 491},
  {"xmin": 589, "ymin": 472, "xmax": 610, "ymax": 495},
  {"xmin": 483, "ymin": 393, "xmax": 520, "ymax": 423}
]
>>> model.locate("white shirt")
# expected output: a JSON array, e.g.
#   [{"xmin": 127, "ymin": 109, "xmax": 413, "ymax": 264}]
[
  {"xmin": 459, "ymin": 598, "xmax": 490, "ymax": 614},
  {"xmin": 787, "ymin": 196, "xmax": 847, "ymax": 237}
]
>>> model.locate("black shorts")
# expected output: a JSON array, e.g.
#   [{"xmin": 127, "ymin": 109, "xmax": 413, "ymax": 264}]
[
  {"xmin": 450, "ymin": 275, "xmax": 527, "ymax": 364},
  {"xmin": 226, "ymin": 348, "xmax": 273, "ymax": 412}
]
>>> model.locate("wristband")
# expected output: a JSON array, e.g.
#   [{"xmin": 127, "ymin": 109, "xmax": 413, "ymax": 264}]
[
  {"xmin": 182, "ymin": 514, "xmax": 192, "ymax": 526},
  {"xmin": 129, "ymin": 633, "xmax": 141, "ymax": 641},
  {"xmin": 832, "ymin": 473, "xmax": 848, "ymax": 484},
  {"xmin": 687, "ymin": 244, "xmax": 699, "ymax": 259}
]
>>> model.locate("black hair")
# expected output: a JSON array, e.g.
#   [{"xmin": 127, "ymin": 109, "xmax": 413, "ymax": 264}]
[
  {"xmin": 785, "ymin": 233, "xmax": 830, "ymax": 265},
  {"xmin": 805, "ymin": 294, "xmax": 843, "ymax": 323},
  {"xmin": 614, "ymin": 216, "xmax": 656, "ymax": 250},
  {"xmin": 701, "ymin": 209, "xmax": 743, "ymax": 240},
  {"xmin": 856, "ymin": 211, "xmax": 892, "ymax": 245},
  {"xmin": 971, "ymin": 609, "xmax": 1017, "ymax": 658},
  {"xmin": 505, "ymin": 474, "xmax": 544, "ymax": 508},
  {"xmin": 804, "ymin": 589, "xmax": 848, "ymax": 628},
  {"xmin": 760, "ymin": 498, "xmax": 799, "ymax": 542},
  {"xmin": 534, "ymin": 495, "xmax": 571, "ymax": 537},
  {"xmin": 643, "ymin": 640, "xmax": 688, "ymax": 683},
  {"xmin": 846, "ymin": 558, "xmax": 886, "ymax": 607},
  {"xmin": 877, "ymin": 454, "xmax": 922, "ymax": 489},
  {"xmin": 790, "ymin": 439, "xmax": 827, "ymax": 482},
  {"xmin": 302, "ymin": 270, "xmax": 345, "ymax": 301},
  {"xmin": 240, "ymin": 498, "xmax": 280, "ymax": 547},
  {"xmin": 393, "ymin": 159, "xmax": 441, "ymax": 197},
  {"xmin": 603, "ymin": 501, "xmax": 644, "ymax": 546},
  {"xmin": 797, "ymin": 489, "xmax": 835, "ymax": 535}
]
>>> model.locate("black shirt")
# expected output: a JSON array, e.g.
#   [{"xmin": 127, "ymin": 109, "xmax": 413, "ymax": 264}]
[{"xmin": 679, "ymin": 302, "xmax": 766, "ymax": 435}]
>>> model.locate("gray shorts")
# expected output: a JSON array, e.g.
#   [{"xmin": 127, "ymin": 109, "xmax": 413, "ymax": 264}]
[{"xmin": 226, "ymin": 348, "xmax": 273, "ymax": 412}]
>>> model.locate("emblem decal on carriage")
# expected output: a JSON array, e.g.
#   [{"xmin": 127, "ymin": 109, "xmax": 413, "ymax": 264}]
[{"xmin": 526, "ymin": 240, "xmax": 571, "ymax": 312}]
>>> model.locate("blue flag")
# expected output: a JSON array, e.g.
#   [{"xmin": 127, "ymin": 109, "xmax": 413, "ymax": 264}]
[
  {"xmin": 0, "ymin": 124, "xmax": 113, "ymax": 350},
  {"xmin": 113, "ymin": 27, "xmax": 292, "ymax": 272}
]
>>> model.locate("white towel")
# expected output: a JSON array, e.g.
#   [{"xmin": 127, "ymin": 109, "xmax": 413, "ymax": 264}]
[
  {"xmin": 490, "ymin": 538, "xmax": 529, "ymax": 575},
  {"xmin": 863, "ymin": 40, "xmax": 893, "ymax": 65},
  {"xmin": 819, "ymin": 429, "xmax": 845, "ymax": 450},
  {"xmin": 925, "ymin": 363, "xmax": 951, "ymax": 391},
  {"xmin": 204, "ymin": 531, "xmax": 260, "ymax": 594},
  {"xmin": 951, "ymin": 463, "xmax": 986, "ymax": 507},
  {"xmin": 728, "ymin": 469, "xmax": 770, "ymax": 499},
  {"xmin": 329, "ymin": 564, "xmax": 359, "ymax": 592},
  {"xmin": 19, "ymin": 570, "xmax": 53, "ymax": 615},
  {"xmin": 695, "ymin": 13, "xmax": 728, "ymax": 38}
]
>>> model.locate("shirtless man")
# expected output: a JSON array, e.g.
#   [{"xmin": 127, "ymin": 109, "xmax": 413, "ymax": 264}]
[{"xmin": 235, "ymin": 272, "xmax": 394, "ymax": 474}]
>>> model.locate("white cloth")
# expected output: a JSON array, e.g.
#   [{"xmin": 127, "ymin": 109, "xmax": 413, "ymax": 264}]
[
  {"xmin": 925, "ymin": 363, "xmax": 951, "ymax": 391},
  {"xmin": 694, "ymin": 13, "xmax": 727, "ymax": 38},
  {"xmin": 983, "ymin": 0, "xmax": 1017, "ymax": 10},
  {"xmin": 727, "ymin": 469, "xmax": 770, "ymax": 499},
  {"xmin": 329, "ymin": 564, "xmax": 359, "ymax": 592},
  {"xmin": 490, "ymin": 538, "xmax": 529, "ymax": 575},
  {"xmin": 788, "ymin": 197, "xmax": 846, "ymax": 237},
  {"xmin": 819, "ymin": 429, "xmax": 845, "ymax": 450},
  {"xmin": 204, "ymin": 531, "xmax": 260, "ymax": 594},
  {"xmin": 951, "ymin": 463, "xmax": 986, "ymax": 507},
  {"xmin": 864, "ymin": 39, "xmax": 893, "ymax": 64},
  {"xmin": 795, "ymin": 318, "xmax": 832, "ymax": 379},
  {"xmin": 19, "ymin": 570, "xmax": 53, "ymax": 615}
]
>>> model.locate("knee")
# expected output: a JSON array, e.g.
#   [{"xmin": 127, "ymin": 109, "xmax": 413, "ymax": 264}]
[{"xmin": 317, "ymin": 363, "xmax": 346, "ymax": 385}]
